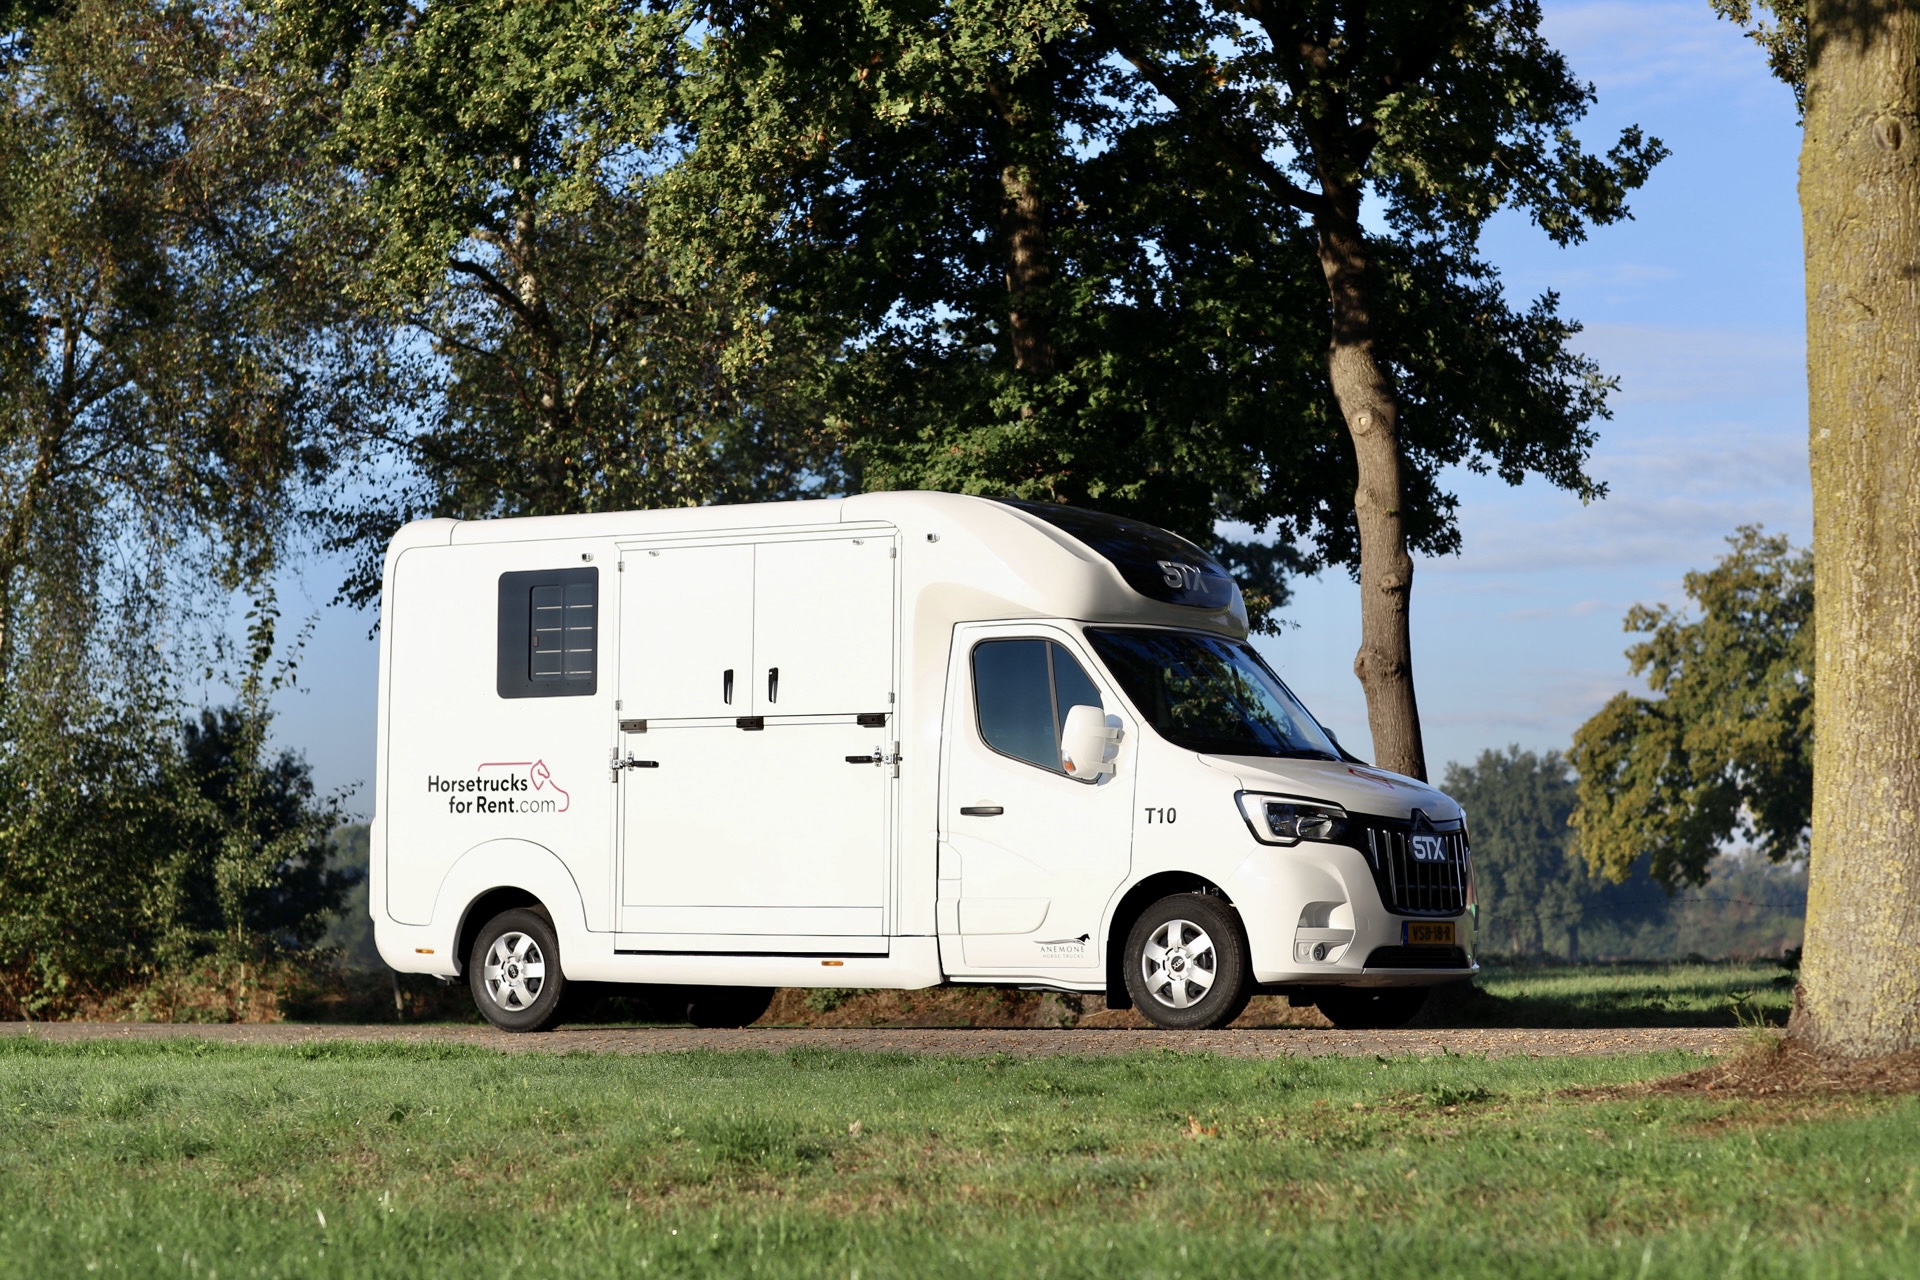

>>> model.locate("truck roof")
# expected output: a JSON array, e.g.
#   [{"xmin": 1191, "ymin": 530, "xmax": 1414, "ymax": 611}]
[{"xmin": 386, "ymin": 490, "xmax": 1249, "ymax": 637}]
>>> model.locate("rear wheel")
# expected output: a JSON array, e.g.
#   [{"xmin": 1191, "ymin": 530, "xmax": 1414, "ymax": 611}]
[
  {"xmin": 1312, "ymin": 986, "xmax": 1429, "ymax": 1030},
  {"xmin": 468, "ymin": 908, "xmax": 568, "ymax": 1032},
  {"xmin": 1122, "ymin": 893, "xmax": 1253, "ymax": 1030}
]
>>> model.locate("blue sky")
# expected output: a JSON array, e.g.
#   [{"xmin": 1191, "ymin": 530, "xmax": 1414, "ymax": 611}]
[
  {"xmin": 1259, "ymin": 1, "xmax": 1808, "ymax": 774},
  {"xmin": 270, "ymin": 0, "xmax": 1810, "ymax": 813}
]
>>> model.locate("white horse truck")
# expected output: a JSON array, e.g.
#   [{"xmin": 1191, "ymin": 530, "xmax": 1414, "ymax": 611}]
[{"xmin": 371, "ymin": 492, "xmax": 1475, "ymax": 1031}]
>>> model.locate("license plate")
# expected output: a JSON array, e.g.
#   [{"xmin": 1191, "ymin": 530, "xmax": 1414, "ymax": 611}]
[{"xmin": 1403, "ymin": 921, "xmax": 1455, "ymax": 946}]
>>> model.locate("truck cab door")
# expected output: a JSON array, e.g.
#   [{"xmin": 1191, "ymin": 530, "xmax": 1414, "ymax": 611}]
[{"xmin": 940, "ymin": 623, "xmax": 1136, "ymax": 971}]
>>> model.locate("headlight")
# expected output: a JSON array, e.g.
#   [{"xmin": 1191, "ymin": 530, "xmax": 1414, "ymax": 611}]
[{"xmin": 1235, "ymin": 792, "xmax": 1349, "ymax": 846}]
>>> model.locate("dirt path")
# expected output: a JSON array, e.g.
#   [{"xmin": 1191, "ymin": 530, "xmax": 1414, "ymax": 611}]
[{"xmin": 6, "ymin": 1022, "xmax": 1756, "ymax": 1059}]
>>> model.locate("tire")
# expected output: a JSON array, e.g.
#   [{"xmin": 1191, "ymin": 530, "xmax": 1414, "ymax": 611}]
[
  {"xmin": 1312, "ymin": 986, "xmax": 1429, "ymax": 1030},
  {"xmin": 468, "ymin": 908, "xmax": 568, "ymax": 1032},
  {"xmin": 1122, "ymin": 893, "xmax": 1253, "ymax": 1030}
]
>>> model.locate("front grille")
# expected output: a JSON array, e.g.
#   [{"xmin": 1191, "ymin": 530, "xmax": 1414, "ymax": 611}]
[
  {"xmin": 1352, "ymin": 811, "xmax": 1470, "ymax": 917},
  {"xmin": 1364, "ymin": 945, "xmax": 1470, "ymax": 970}
]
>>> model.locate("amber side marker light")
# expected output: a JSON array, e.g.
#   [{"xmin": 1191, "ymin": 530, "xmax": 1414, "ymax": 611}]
[
  {"xmin": 821, "ymin": 960, "xmax": 844, "ymax": 967},
  {"xmin": 415, "ymin": 948, "xmax": 434, "ymax": 954}
]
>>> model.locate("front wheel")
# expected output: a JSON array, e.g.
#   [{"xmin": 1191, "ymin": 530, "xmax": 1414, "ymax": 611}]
[
  {"xmin": 1312, "ymin": 986, "xmax": 1429, "ymax": 1030},
  {"xmin": 1122, "ymin": 893, "xmax": 1253, "ymax": 1030},
  {"xmin": 468, "ymin": 908, "xmax": 568, "ymax": 1032}
]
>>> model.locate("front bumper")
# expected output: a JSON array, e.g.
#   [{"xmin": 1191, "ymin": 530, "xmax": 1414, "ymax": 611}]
[{"xmin": 1225, "ymin": 838, "xmax": 1476, "ymax": 987}]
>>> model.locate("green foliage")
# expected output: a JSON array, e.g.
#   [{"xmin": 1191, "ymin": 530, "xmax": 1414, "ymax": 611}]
[
  {"xmin": 1443, "ymin": 746, "xmax": 1663, "ymax": 957},
  {"xmin": 0, "ymin": 696, "xmax": 353, "ymax": 1015},
  {"xmin": 166, "ymin": 707, "xmax": 355, "ymax": 955},
  {"xmin": 0, "ymin": 0, "xmax": 343, "ymax": 613},
  {"xmin": 1576, "ymin": 856, "xmax": 1807, "ymax": 963},
  {"xmin": 318, "ymin": 823, "xmax": 382, "ymax": 970},
  {"xmin": 1570, "ymin": 527, "xmax": 1814, "ymax": 889},
  {"xmin": 1710, "ymin": 1, "xmax": 1809, "ymax": 113},
  {"xmin": 265, "ymin": 0, "xmax": 834, "ymax": 604},
  {"xmin": 3, "ymin": 1041, "xmax": 1918, "ymax": 1277},
  {"xmin": 672, "ymin": 1, "xmax": 1661, "ymax": 634}
]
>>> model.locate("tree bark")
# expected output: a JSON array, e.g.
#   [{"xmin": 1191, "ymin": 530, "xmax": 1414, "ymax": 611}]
[
  {"xmin": 987, "ymin": 78, "xmax": 1056, "ymax": 380},
  {"xmin": 1316, "ymin": 205, "xmax": 1428, "ymax": 781},
  {"xmin": 1790, "ymin": 0, "xmax": 1920, "ymax": 1057}
]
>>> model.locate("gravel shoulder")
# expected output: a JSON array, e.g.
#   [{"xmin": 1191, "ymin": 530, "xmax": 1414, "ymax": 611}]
[{"xmin": 6, "ymin": 1021, "xmax": 1756, "ymax": 1059}]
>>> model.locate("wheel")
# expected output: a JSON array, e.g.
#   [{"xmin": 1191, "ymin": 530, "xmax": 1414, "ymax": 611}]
[
  {"xmin": 1122, "ymin": 893, "xmax": 1253, "ymax": 1030},
  {"xmin": 1312, "ymin": 986, "xmax": 1429, "ymax": 1030},
  {"xmin": 468, "ymin": 908, "xmax": 568, "ymax": 1032}
]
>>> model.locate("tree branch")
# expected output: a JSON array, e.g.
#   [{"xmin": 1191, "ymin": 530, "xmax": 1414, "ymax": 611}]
[
  {"xmin": 448, "ymin": 258, "xmax": 534, "ymax": 326},
  {"xmin": 1084, "ymin": 3, "xmax": 1327, "ymax": 217}
]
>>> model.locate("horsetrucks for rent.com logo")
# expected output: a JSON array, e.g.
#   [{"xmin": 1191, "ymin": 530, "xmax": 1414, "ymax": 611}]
[{"xmin": 429, "ymin": 760, "xmax": 571, "ymax": 816}]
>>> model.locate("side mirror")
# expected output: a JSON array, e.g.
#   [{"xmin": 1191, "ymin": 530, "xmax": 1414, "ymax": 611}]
[{"xmin": 1060, "ymin": 704, "xmax": 1121, "ymax": 781}]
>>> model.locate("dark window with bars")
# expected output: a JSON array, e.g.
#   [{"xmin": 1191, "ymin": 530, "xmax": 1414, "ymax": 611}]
[{"xmin": 497, "ymin": 567, "xmax": 597, "ymax": 699}]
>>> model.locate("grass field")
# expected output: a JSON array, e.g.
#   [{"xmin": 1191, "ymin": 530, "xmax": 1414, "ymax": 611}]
[{"xmin": 2, "ymin": 1036, "xmax": 1916, "ymax": 1278}]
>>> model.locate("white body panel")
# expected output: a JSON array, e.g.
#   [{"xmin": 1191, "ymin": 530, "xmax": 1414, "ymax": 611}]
[{"xmin": 372, "ymin": 492, "xmax": 1475, "ymax": 996}]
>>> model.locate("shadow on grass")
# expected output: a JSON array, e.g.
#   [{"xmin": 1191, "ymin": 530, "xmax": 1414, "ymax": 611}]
[
  {"xmin": 1421, "ymin": 959, "xmax": 1798, "ymax": 1029},
  {"xmin": 125, "ymin": 957, "xmax": 1800, "ymax": 1032}
]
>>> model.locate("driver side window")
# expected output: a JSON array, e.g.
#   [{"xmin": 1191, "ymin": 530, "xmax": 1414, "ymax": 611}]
[{"xmin": 972, "ymin": 639, "xmax": 1104, "ymax": 776}]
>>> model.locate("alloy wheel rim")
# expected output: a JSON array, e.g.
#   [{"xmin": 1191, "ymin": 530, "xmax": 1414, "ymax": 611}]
[
  {"xmin": 1141, "ymin": 918, "xmax": 1217, "ymax": 1009},
  {"xmin": 482, "ymin": 931, "xmax": 546, "ymax": 1011}
]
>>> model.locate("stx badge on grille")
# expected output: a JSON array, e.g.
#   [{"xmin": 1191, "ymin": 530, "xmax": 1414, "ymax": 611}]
[{"xmin": 1410, "ymin": 834, "xmax": 1448, "ymax": 862}]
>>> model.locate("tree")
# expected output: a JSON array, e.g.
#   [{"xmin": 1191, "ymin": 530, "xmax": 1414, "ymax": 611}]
[
  {"xmin": 1715, "ymin": 0, "xmax": 1920, "ymax": 1057},
  {"xmin": 1569, "ymin": 527, "xmax": 1813, "ymax": 890},
  {"xmin": 1071, "ymin": 0, "xmax": 1662, "ymax": 778},
  {"xmin": 263, "ymin": 0, "xmax": 835, "ymax": 603},
  {"xmin": 166, "ymin": 703, "xmax": 354, "ymax": 957},
  {"xmin": 688, "ymin": 1, "xmax": 1661, "ymax": 775},
  {"xmin": 1, "ymin": 0, "xmax": 332, "ymax": 682},
  {"xmin": 657, "ymin": 2, "xmax": 1323, "ymax": 624},
  {"xmin": 0, "ymin": 0, "xmax": 351, "ymax": 1013},
  {"xmin": 1444, "ymin": 746, "xmax": 1662, "ymax": 959}
]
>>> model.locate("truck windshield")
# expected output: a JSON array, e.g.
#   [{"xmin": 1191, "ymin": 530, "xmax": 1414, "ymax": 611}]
[{"xmin": 1085, "ymin": 628, "xmax": 1341, "ymax": 760}]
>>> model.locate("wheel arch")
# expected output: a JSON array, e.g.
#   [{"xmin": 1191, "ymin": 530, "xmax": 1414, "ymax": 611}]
[
  {"xmin": 429, "ymin": 839, "xmax": 587, "ymax": 976},
  {"xmin": 456, "ymin": 887, "xmax": 546, "ymax": 977},
  {"xmin": 1102, "ymin": 871, "xmax": 1234, "ymax": 1011}
]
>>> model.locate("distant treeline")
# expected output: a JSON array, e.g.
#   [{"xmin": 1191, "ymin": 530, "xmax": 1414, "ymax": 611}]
[{"xmin": 1447, "ymin": 746, "xmax": 1805, "ymax": 963}]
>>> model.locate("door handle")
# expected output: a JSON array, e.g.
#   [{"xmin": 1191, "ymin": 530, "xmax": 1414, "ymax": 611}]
[
  {"xmin": 767, "ymin": 667, "xmax": 779, "ymax": 703},
  {"xmin": 723, "ymin": 668, "xmax": 734, "ymax": 704},
  {"xmin": 846, "ymin": 745, "xmax": 904, "ymax": 776},
  {"xmin": 959, "ymin": 805, "xmax": 1004, "ymax": 817},
  {"xmin": 610, "ymin": 751, "xmax": 659, "ymax": 778}
]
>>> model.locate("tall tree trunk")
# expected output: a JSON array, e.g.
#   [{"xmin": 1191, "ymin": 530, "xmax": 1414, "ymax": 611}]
[
  {"xmin": 1316, "ymin": 206, "xmax": 1428, "ymax": 781},
  {"xmin": 987, "ymin": 78, "xmax": 1055, "ymax": 381},
  {"xmin": 1791, "ymin": 0, "xmax": 1920, "ymax": 1057}
]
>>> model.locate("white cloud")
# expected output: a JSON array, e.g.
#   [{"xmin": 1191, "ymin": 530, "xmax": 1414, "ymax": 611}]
[
  {"xmin": 1577, "ymin": 323, "xmax": 1806, "ymax": 404},
  {"xmin": 1542, "ymin": 1, "xmax": 1783, "ymax": 106}
]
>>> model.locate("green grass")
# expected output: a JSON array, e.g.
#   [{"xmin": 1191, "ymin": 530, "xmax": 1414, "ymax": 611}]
[
  {"xmin": 1445, "ymin": 960, "xmax": 1799, "ymax": 1027},
  {"xmin": 3, "ymin": 1039, "xmax": 1916, "ymax": 1277}
]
